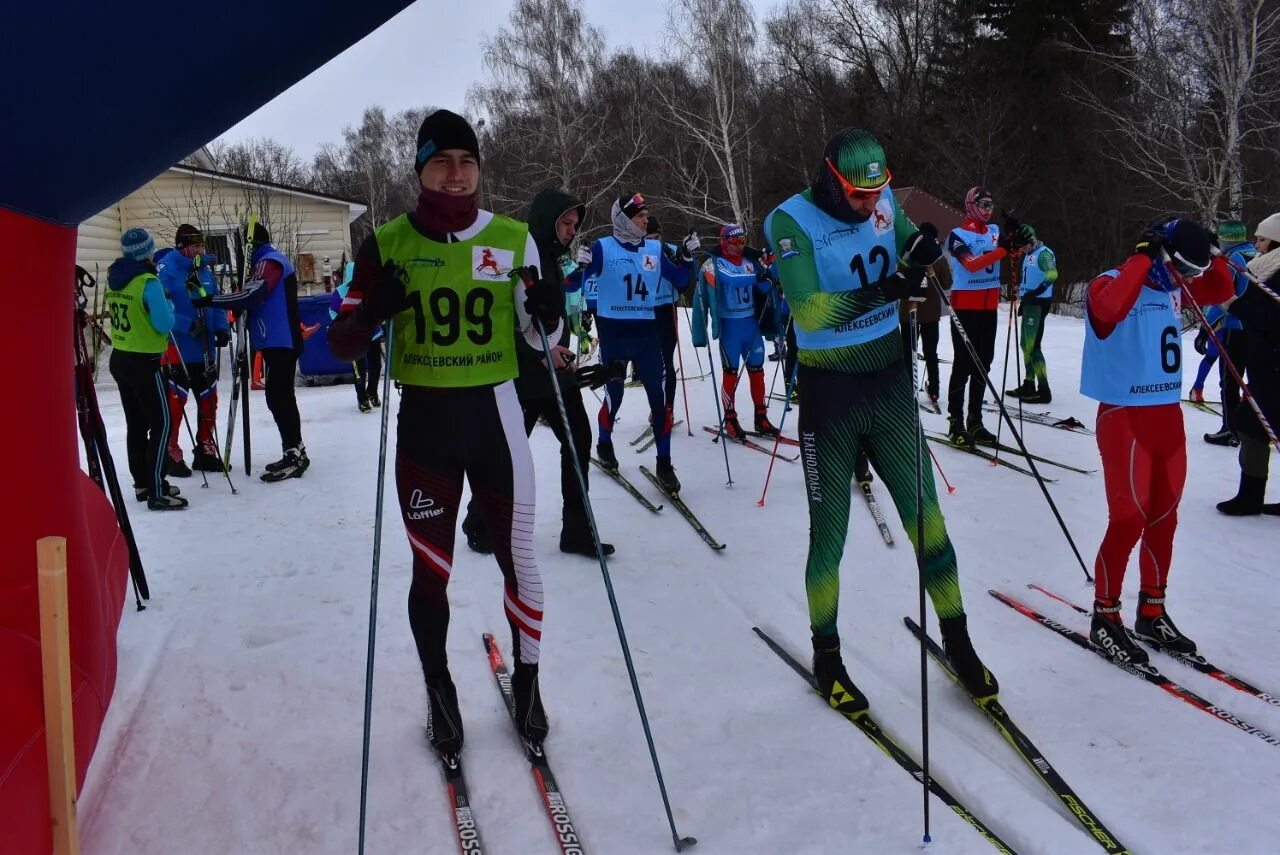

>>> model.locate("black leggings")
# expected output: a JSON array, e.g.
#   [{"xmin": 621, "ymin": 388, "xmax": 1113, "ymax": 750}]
[
  {"xmin": 947, "ymin": 308, "xmax": 997, "ymax": 425},
  {"xmin": 356, "ymin": 339, "xmax": 383, "ymax": 400},
  {"xmin": 110, "ymin": 349, "xmax": 170, "ymax": 494},
  {"xmin": 261, "ymin": 347, "xmax": 303, "ymax": 451},
  {"xmin": 655, "ymin": 304, "xmax": 678, "ymax": 411}
]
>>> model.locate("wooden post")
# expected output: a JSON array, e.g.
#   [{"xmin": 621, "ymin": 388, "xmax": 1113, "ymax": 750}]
[{"xmin": 37, "ymin": 536, "xmax": 82, "ymax": 855}]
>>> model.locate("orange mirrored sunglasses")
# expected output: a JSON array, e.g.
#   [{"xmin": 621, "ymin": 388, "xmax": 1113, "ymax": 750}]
[{"xmin": 825, "ymin": 158, "xmax": 892, "ymax": 198}]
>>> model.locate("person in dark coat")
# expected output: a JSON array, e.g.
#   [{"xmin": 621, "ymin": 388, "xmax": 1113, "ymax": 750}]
[{"xmin": 461, "ymin": 187, "xmax": 615, "ymax": 557}]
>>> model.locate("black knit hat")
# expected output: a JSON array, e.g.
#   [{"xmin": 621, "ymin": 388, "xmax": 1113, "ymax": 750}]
[
  {"xmin": 247, "ymin": 222, "xmax": 270, "ymax": 246},
  {"xmin": 618, "ymin": 192, "xmax": 647, "ymax": 219},
  {"xmin": 175, "ymin": 223, "xmax": 204, "ymax": 248},
  {"xmin": 415, "ymin": 109, "xmax": 480, "ymax": 173}
]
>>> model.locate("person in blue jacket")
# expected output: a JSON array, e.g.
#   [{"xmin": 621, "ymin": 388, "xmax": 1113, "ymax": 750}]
[
  {"xmin": 328, "ymin": 260, "xmax": 384, "ymax": 412},
  {"xmin": 196, "ymin": 222, "xmax": 308, "ymax": 481},
  {"xmin": 691, "ymin": 224, "xmax": 780, "ymax": 439},
  {"xmin": 155, "ymin": 224, "xmax": 230, "ymax": 474},
  {"xmin": 106, "ymin": 228, "xmax": 187, "ymax": 509},
  {"xmin": 1201, "ymin": 220, "xmax": 1256, "ymax": 445}
]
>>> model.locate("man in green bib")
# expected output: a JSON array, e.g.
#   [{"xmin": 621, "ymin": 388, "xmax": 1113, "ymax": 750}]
[
  {"xmin": 106, "ymin": 228, "xmax": 188, "ymax": 510},
  {"xmin": 764, "ymin": 128, "xmax": 999, "ymax": 711},
  {"xmin": 329, "ymin": 110, "xmax": 563, "ymax": 759}
]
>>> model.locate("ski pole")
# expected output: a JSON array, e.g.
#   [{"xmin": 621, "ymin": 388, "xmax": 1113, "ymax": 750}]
[
  {"xmin": 163, "ymin": 347, "xmax": 210, "ymax": 491},
  {"xmin": 704, "ymin": 342, "xmax": 734, "ymax": 486},
  {"xmin": 757, "ymin": 357, "xmax": 801, "ymax": 507},
  {"xmin": 993, "ymin": 295, "xmax": 1017, "ymax": 464},
  {"xmin": 169, "ymin": 334, "xmax": 239, "ymax": 494},
  {"xmin": 684, "ymin": 307, "xmax": 705, "ymax": 375},
  {"xmin": 909, "ymin": 303, "xmax": 931, "ymax": 846},
  {"xmin": 529, "ymin": 308, "xmax": 697, "ymax": 852},
  {"xmin": 927, "ymin": 442, "xmax": 956, "ymax": 494},
  {"xmin": 672, "ymin": 305, "xmax": 694, "ymax": 436},
  {"xmin": 358, "ymin": 320, "xmax": 395, "ymax": 855},
  {"xmin": 1213, "ymin": 249, "xmax": 1280, "ymax": 305},
  {"xmin": 929, "ymin": 273, "xmax": 1093, "ymax": 583}
]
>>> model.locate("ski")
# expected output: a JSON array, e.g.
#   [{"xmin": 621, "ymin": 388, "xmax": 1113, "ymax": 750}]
[
  {"xmin": 981, "ymin": 405, "xmax": 1093, "ymax": 436},
  {"xmin": 982, "ymin": 442, "xmax": 1097, "ymax": 475},
  {"xmin": 924, "ymin": 431, "xmax": 1055, "ymax": 481},
  {"xmin": 1026, "ymin": 584, "xmax": 1280, "ymax": 709},
  {"xmin": 860, "ymin": 482, "xmax": 894, "ymax": 546},
  {"xmin": 989, "ymin": 589, "xmax": 1280, "ymax": 750},
  {"xmin": 703, "ymin": 426, "xmax": 799, "ymax": 462},
  {"xmin": 902, "ymin": 617, "xmax": 1130, "ymax": 854},
  {"xmin": 752, "ymin": 627, "xmax": 1018, "ymax": 854},
  {"xmin": 919, "ymin": 397, "xmax": 943, "ymax": 416},
  {"xmin": 425, "ymin": 736, "xmax": 484, "ymax": 854},
  {"xmin": 1182, "ymin": 399, "xmax": 1223, "ymax": 418},
  {"xmin": 482, "ymin": 634, "xmax": 586, "ymax": 855},
  {"xmin": 630, "ymin": 424, "xmax": 656, "ymax": 446},
  {"xmin": 745, "ymin": 429, "xmax": 799, "ymax": 447},
  {"xmin": 590, "ymin": 458, "xmax": 663, "ymax": 513},
  {"xmin": 632, "ymin": 420, "xmax": 684, "ymax": 453},
  {"xmin": 639, "ymin": 465, "xmax": 726, "ymax": 551}
]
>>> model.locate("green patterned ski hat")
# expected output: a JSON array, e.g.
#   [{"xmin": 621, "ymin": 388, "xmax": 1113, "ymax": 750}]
[
  {"xmin": 1216, "ymin": 220, "xmax": 1247, "ymax": 244},
  {"xmin": 824, "ymin": 128, "xmax": 891, "ymax": 191}
]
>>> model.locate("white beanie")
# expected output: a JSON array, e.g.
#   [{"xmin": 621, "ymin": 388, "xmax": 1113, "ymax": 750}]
[{"xmin": 1256, "ymin": 213, "xmax": 1280, "ymax": 243}]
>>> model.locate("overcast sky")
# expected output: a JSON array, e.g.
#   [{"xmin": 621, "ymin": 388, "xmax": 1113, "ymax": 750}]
[{"xmin": 217, "ymin": 0, "xmax": 782, "ymax": 161}]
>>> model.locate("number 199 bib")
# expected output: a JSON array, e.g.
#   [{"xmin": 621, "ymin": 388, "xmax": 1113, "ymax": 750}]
[{"xmin": 376, "ymin": 213, "xmax": 528, "ymax": 388}]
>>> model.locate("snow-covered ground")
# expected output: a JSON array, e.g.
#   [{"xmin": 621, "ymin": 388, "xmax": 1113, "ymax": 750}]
[{"xmin": 78, "ymin": 307, "xmax": 1280, "ymax": 855}]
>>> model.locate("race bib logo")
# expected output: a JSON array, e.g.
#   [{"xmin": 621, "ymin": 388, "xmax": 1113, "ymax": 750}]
[
  {"xmin": 473, "ymin": 246, "xmax": 514, "ymax": 280},
  {"xmin": 641, "ymin": 254, "xmax": 659, "ymax": 272},
  {"xmin": 872, "ymin": 198, "xmax": 894, "ymax": 234}
]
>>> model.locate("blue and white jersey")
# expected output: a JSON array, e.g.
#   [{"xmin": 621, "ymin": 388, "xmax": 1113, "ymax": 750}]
[
  {"xmin": 712, "ymin": 255, "xmax": 760, "ymax": 320},
  {"xmin": 594, "ymin": 236, "xmax": 664, "ymax": 320},
  {"xmin": 654, "ymin": 242, "xmax": 679, "ymax": 306},
  {"xmin": 947, "ymin": 224, "xmax": 1002, "ymax": 291},
  {"xmin": 1019, "ymin": 244, "xmax": 1055, "ymax": 300},
  {"xmin": 1081, "ymin": 269, "xmax": 1183, "ymax": 406}
]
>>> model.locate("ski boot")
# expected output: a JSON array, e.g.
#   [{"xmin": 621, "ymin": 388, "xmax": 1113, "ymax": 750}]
[
  {"xmin": 560, "ymin": 528, "xmax": 615, "ymax": 557},
  {"xmin": 947, "ymin": 418, "xmax": 973, "ymax": 448},
  {"xmin": 1217, "ymin": 474, "xmax": 1266, "ymax": 516},
  {"xmin": 192, "ymin": 442, "xmax": 223, "ymax": 472},
  {"xmin": 260, "ymin": 446, "xmax": 310, "ymax": 482},
  {"xmin": 1188, "ymin": 387, "xmax": 1205, "ymax": 403},
  {"xmin": 357, "ymin": 394, "xmax": 372, "ymax": 413},
  {"xmin": 1022, "ymin": 384, "xmax": 1052, "ymax": 405},
  {"xmin": 369, "ymin": 390, "xmax": 381, "ymax": 408},
  {"xmin": 722, "ymin": 411, "xmax": 746, "ymax": 440},
  {"xmin": 938, "ymin": 615, "xmax": 999, "ymax": 700},
  {"xmin": 1132, "ymin": 591, "xmax": 1196, "ymax": 654},
  {"xmin": 1005, "ymin": 380, "xmax": 1035, "ymax": 400},
  {"xmin": 136, "ymin": 481, "xmax": 181, "ymax": 502},
  {"xmin": 655, "ymin": 455, "xmax": 681, "ymax": 495},
  {"xmin": 425, "ymin": 671, "xmax": 465, "ymax": 756},
  {"xmin": 811, "ymin": 633, "xmax": 869, "ymax": 715},
  {"xmin": 754, "ymin": 406, "xmax": 779, "ymax": 437},
  {"xmin": 147, "ymin": 493, "xmax": 190, "ymax": 511},
  {"xmin": 1089, "ymin": 598, "xmax": 1149, "ymax": 666},
  {"xmin": 968, "ymin": 421, "xmax": 998, "ymax": 447},
  {"xmin": 166, "ymin": 452, "xmax": 192, "ymax": 478},
  {"xmin": 512, "ymin": 661, "xmax": 550, "ymax": 747},
  {"xmin": 462, "ymin": 512, "xmax": 494, "ymax": 555},
  {"xmin": 1204, "ymin": 428, "xmax": 1239, "ymax": 447},
  {"xmin": 596, "ymin": 440, "xmax": 619, "ymax": 471}
]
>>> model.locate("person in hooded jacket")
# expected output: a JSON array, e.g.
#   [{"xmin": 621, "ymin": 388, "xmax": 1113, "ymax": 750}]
[
  {"xmin": 328, "ymin": 260, "xmax": 385, "ymax": 413},
  {"xmin": 461, "ymin": 187, "xmax": 616, "ymax": 558},
  {"xmin": 155, "ymin": 224, "xmax": 230, "ymax": 474},
  {"xmin": 1201, "ymin": 220, "xmax": 1257, "ymax": 445},
  {"xmin": 106, "ymin": 228, "xmax": 187, "ymax": 510}
]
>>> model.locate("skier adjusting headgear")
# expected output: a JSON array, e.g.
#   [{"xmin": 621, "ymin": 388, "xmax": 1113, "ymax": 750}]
[
  {"xmin": 1081, "ymin": 217, "xmax": 1236, "ymax": 664},
  {"xmin": 328, "ymin": 109, "xmax": 558, "ymax": 756},
  {"xmin": 764, "ymin": 127, "xmax": 999, "ymax": 709},
  {"xmin": 691, "ymin": 223, "xmax": 779, "ymax": 439}
]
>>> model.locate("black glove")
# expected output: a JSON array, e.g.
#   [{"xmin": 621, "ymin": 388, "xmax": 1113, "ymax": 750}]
[
  {"xmin": 1007, "ymin": 224, "xmax": 1034, "ymax": 250},
  {"xmin": 1193, "ymin": 328, "xmax": 1209, "ymax": 355},
  {"xmin": 574, "ymin": 363, "xmax": 610, "ymax": 390},
  {"xmin": 516, "ymin": 266, "xmax": 562, "ymax": 329},
  {"xmin": 580, "ymin": 310, "xmax": 594, "ymax": 335},
  {"xmin": 1134, "ymin": 228, "xmax": 1165, "ymax": 260},
  {"xmin": 360, "ymin": 260, "xmax": 410, "ymax": 321},
  {"xmin": 901, "ymin": 223, "xmax": 942, "ymax": 267},
  {"xmin": 214, "ymin": 328, "xmax": 232, "ymax": 348},
  {"xmin": 190, "ymin": 292, "xmax": 213, "ymax": 309},
  {"xmin": 880, "ymin": 266, "xmax": 928, "ymax": 302}
]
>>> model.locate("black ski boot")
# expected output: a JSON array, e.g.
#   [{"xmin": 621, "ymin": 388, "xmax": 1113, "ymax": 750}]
[
  {"xmin": 811, "ymin": 633, "xmax": 869, "ymax": 715},
  {"xmin": 655, "ymin": 455, "xmax": 681, "ymax": 495},
  {"xmin": 1217, "ymin": 474, "xmax": 1266, "ymax": 516},
  {"xmin": 260, "ymin": 446, "xmax": 309, "ymax": 482},
  {"xmin": 461, "ymin": 512, "xmax": 493, "ymax": 555},
  {"xmin": 1005, "ymin": 381, "xmax": 1035, "ymax": 400},
  {"xmin": 938, "ymin": 615, "xmax": 999, "ymax": 700},
  {"xmin": 357, "ymin": 394, "xmax": 372, "ymax": 413},
  {"xmin": 369, "ymin": 390, "xmax": 381, "ymax": 408},
  {"xmin": 968, "ymin": 421, "xmax": 998, "ymax": 447},
  {"xmin": 596, "ymin": 440, "xmax": 618, "ymax": 471},
  {"xmin": 559, "ymin": 527, "xmax": 615, "ymax": 557},
  {"xmin": 722, "ymin": 411, "xmax": 746, "ymax": 440},
  {"xmin": 147, "ymin": 493, "xmax": 190, "ymax": 511},
  {"xmin": 753, "ymin": 406, "xmax": 779, "ymax": 437},
  {"xmin": 947, "ymin": 418, "xmax": 973, "ymax": 448},
  {"xmin": 1022, "ymin": 384, "xmax": 1052, "ymax": 405},
  {"xmin": 1133, "ymin": 592, "xmax": 1197, "ymax": 654},
  {"xmin": 512, "ymin": 661, "xmax": 550, "ymax": 747},
  {"xmin": 1089, "ymin": 599, "xmax": 1149, "ymax": 665},
  {"xmin": 136, "ymin": 481, "xmax": 181, "ymax": 502},
  {"xmin": 1204, "ymin": 428, "xmax": 1239, "ymax": 447},
  {"xmin": 191, "ymin": 448, "xmax": 222, "ymax": 472},
  {"xmin": 167, "ymin": 453, "xmax": 192, "ymax": 478},
  {"xmin": 425, "ymin": 671, "xmax": 465, "ymax": 756}
]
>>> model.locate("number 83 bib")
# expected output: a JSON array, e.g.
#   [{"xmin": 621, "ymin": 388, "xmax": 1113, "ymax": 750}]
[{"xmin": 377, "ymin": 213, "xmax": 528, "ymax": 388}]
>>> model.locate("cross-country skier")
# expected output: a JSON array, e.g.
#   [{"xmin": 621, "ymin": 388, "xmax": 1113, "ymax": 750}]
[
  {"xmin": 328, "ymin": 261, "xmax": 384, "ymax": 413},
  {"xmin": 1004, "ymin": 225, "xmax": 1057, "ymax": 404},
  {"xmin": 1202, "ymin": 220, "xmax": 1256, "ymax": 445},
  {"xmin": 944, "ymin": 187, "xmax": 1032, "ymax": 445},
  {"xmin": 195, "ymin": 222, "xmax": 308, "ymax": 481},
  {"xmin": 1216, "ymin": 212, "xmax": 1280, "ymax": 516},
  {"xmin": 155, "ymin": 224, "xmax": 231, "ymax": 474},
  {"xmin": 1081, "ymin": 218, "xmax": 1235, "ymax": 664},
  {"xmin": 461, "ymin": 186, "xmax": 616, "ymax": 559},
  {"xmin": 691, "ymin": 223, "xmax": 780, "ymax": 439},
  {"xmin": 764, "ymin": 127, "xmax": 999, "ymax": 710},
  {"xmin": 106, "ymin": 228, "xmax": 187, "ymax": 509},
  {"xmin": 328, "ymin": 109, "xmax": 562, "ymax": 754},
  {"xmin": 577, "ymin": 193, "xmax": 698, "ymax": 493}
]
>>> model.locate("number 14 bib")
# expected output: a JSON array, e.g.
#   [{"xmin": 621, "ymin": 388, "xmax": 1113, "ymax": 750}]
[{"xmin": 596, "ymin": 237, "xmax": 662, "ymax": 320}]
